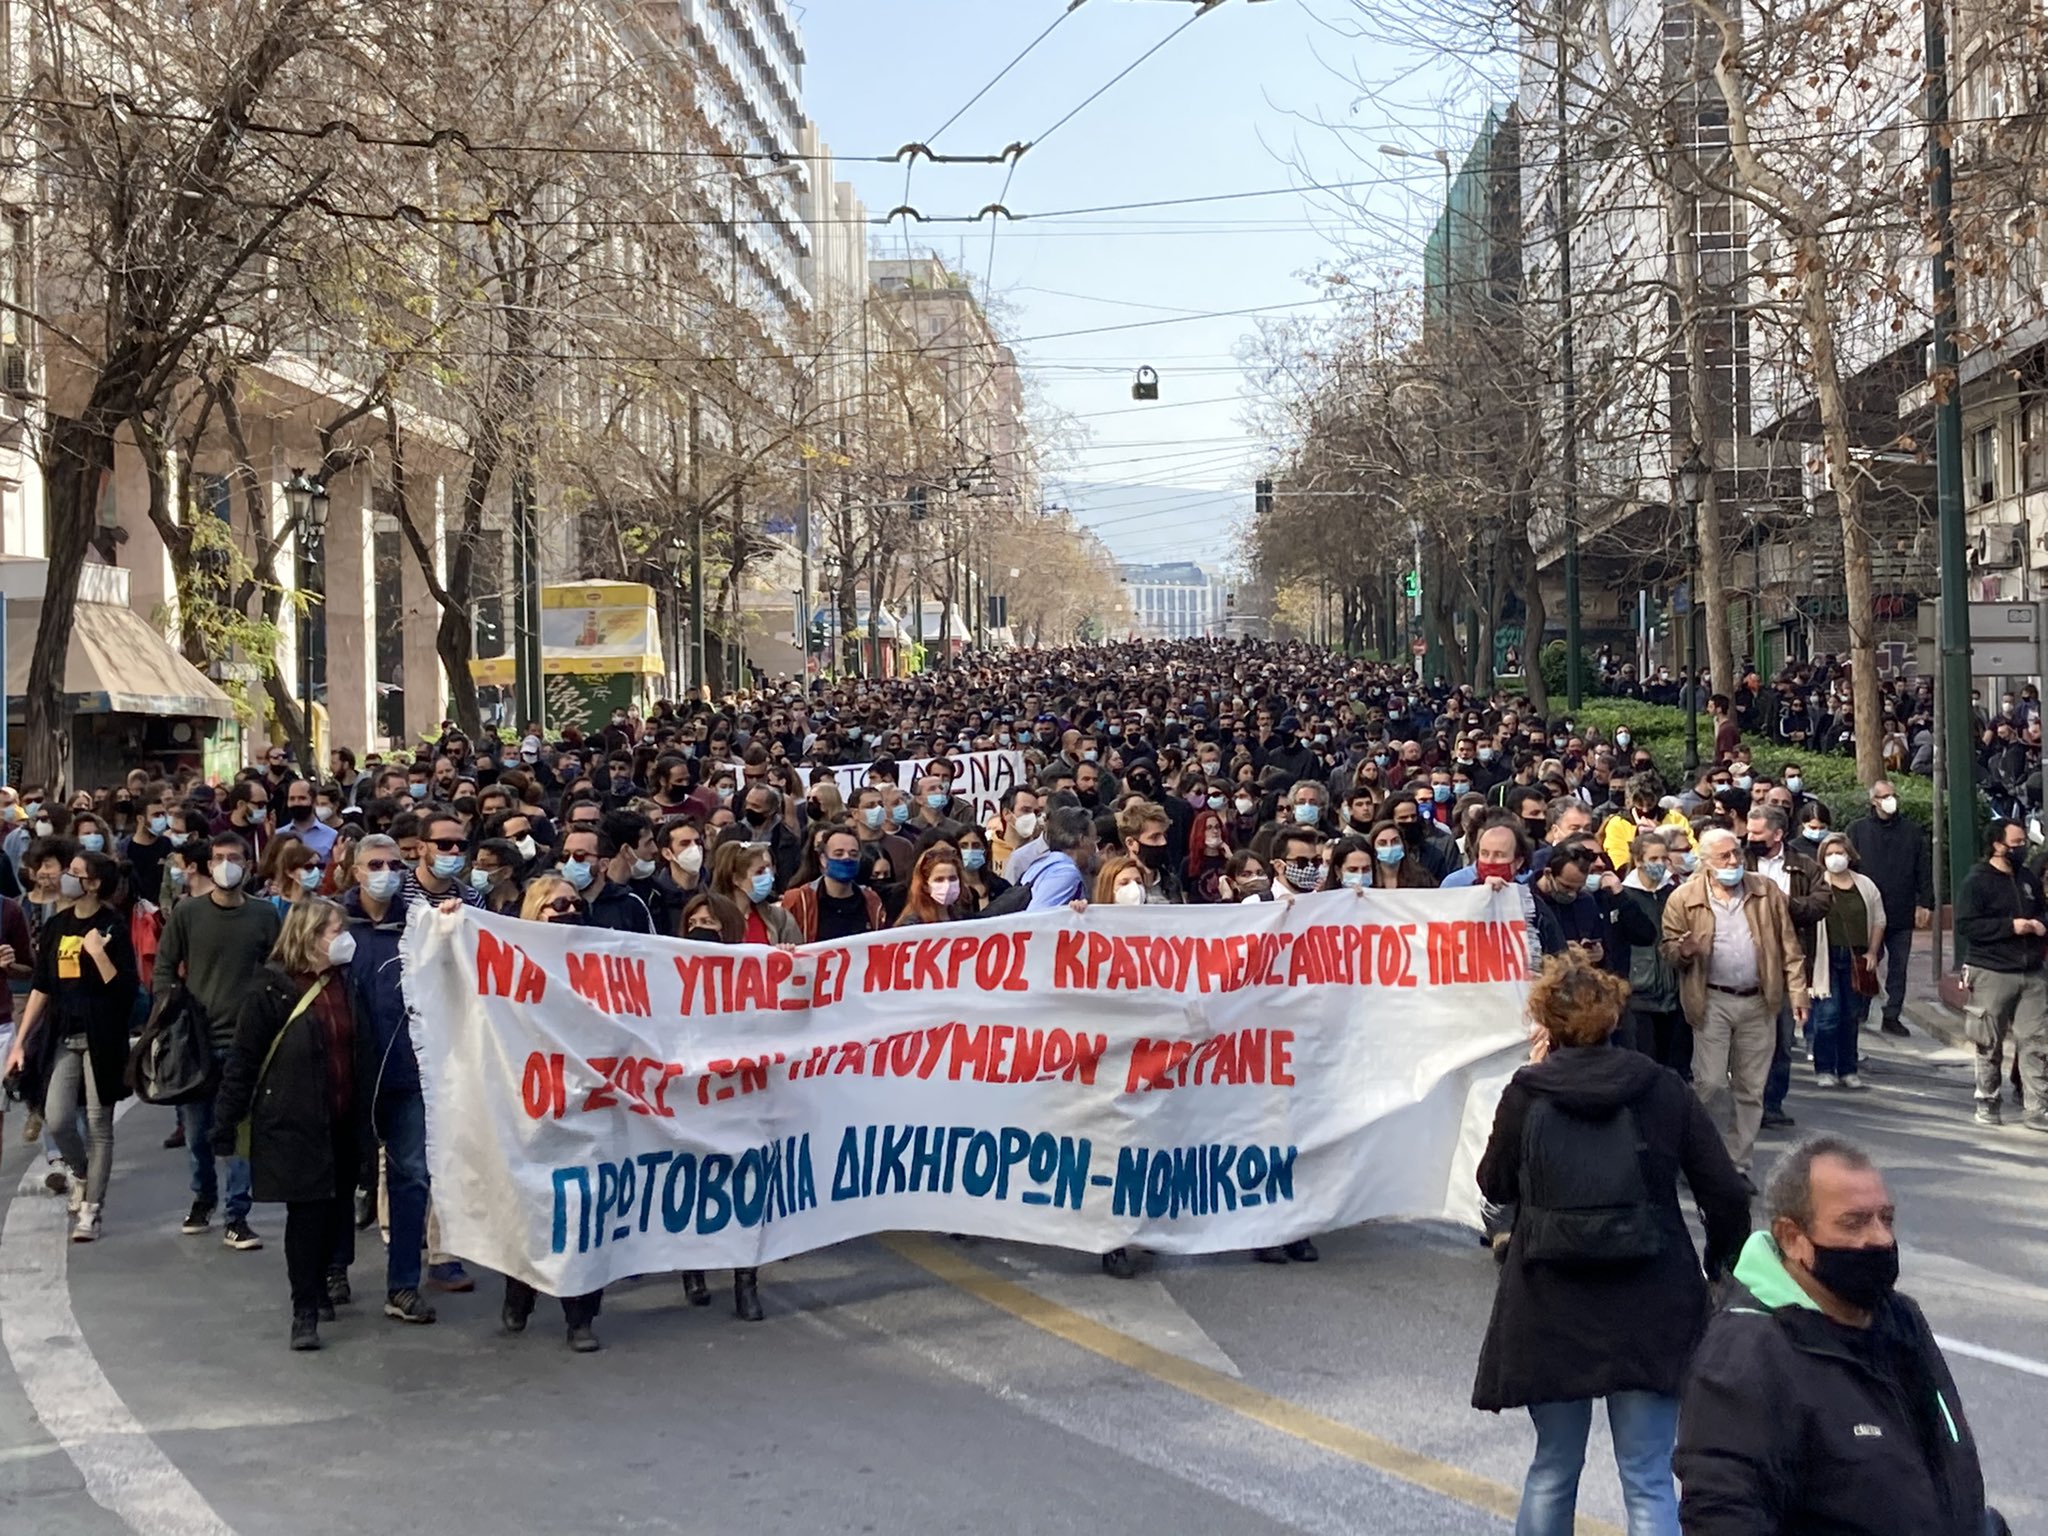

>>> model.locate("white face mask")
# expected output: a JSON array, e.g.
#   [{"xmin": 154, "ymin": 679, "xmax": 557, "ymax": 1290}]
[
  {"xmin": 1824, "ymin": 853, "xmax": 1851, "ymax": 875},
  {"xmin": 672, "ymin": 844, "xmax": 704, "ymax": 875},
  {"xmin": 327, "ymin": 931, "xmax": 357, "ymax": 968},
  {"xmin": 1010, "ymin": 812, "xmax": 1039, "ymax": 840},
  {"xmin": 1877, "ymin": 795, "xmax": 1899, "ymax": 816},
  {"xmin": 212, "ymin": 860, "xmax": 246, "ymax": 890},
  {"xmin": 514, "ymin": 835, "xmax": 538, "ymax": 860},
  {"xmin": 1113, "ymin": 882, "xmax": 1146, "ymax": 906}
]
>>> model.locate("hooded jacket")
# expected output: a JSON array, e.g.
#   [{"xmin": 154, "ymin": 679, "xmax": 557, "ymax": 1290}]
[
  {"xmin": 1471, "ymin": 1045, "xmax": 1750, "ymax": 1411},
  {"xmin": 1675, "ymin": 1231, "xmax": 1996, "ymax": 1536}
]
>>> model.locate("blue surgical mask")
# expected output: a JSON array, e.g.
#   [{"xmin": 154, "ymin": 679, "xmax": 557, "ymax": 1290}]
[
  {"xmin": 961, "ymin": 847, "xmax": 986, "ymax": 871},
  {"xmin": 891, "ymin": 803, "xmax": 910, "ymax": 825},
  {"xmin": 78, "ymin": 833, "xmax": 105, "ymax": 853},
  {"xmin": 365, "ymin": 869, "xmax": 403, "ymax": 901},
  {"xmin": 1292, "ymin": 803, "xmax": 1320, "ymax": 825},
  {"xmin": 1478, "ymin": 747, "xmax": 1497, "ymax": 762},
  {"xmin": 1615, "ymin": 732, "xmax": 1631, "ymax": 748},
  {"xmin": 148, "ymin": 814, "xmax": 170, "ymax": 835},
  {"xmin": 246, "ymin": 807, "xmax": 266, "ymax": 824},
  {"xmin": 1678, "ymin": 850, "xmax": 1699, "ymax": 871},
  {"xmin": 863, "ymin": 806, "xmax": 884, "ymax": 829},
  {"xmin": 469, "ymin": 866, "xmax": 495, "ymax": 891},
  {"xmin": 1341, "ymin": 870, "xmax": 1370, "ymax": 889},
  {"xmin": 168, "ymin": 865, "xmax": 187, "ymax": 889},
  {"xmin": 1732, "ymin": 775, "xmax": 1752, "ymax": 791},
  {"xmin": 1713, "ymin": 864, "xmax": 1745, "ymax": 886},
  {"xmin": 408, "ymin": 783, "xmax": 428, "ymax": 800},
  {"xmin": 1432, "ymin": 785, "xmax": 1452, "ymax": 803},
  {"xmin": 1453, "ymin": 781, "xmax": 1473, "ymax": 796},
  {"xmin": 749, "ymin": 871, "xmax": 775, "ymax": 902},
  {"xmin": 925, "ymin": 793, "xmax": 948, "ymax": 810},
  {"xmin": 1802, "ymin": 826, "xmax": 1826, "ymax": 842},
  {"xmin": 1785, "ymin": 776, "xmax": 1803, "ymax": 793},
  {"xmin": 560, "ymin": 859, "xmax": 594, "ymax": 891},
  {"xmin": 1374, "ymin": 754, "xmax": 1390, "ymax": 768},
  {"xmin": 297, "ymin": 867, "xmax": 322, "ymax": 890},
  {"xmin": 825, "ymin": 855, "xmax": 862, "ymax": 883},
  {"xmin": 432, "ymin": 853, "xmax": 465, "ymax": 879},
  {"xmin": 1375, "ymin": 844, "xmax": 1405, "ymax": 866}
]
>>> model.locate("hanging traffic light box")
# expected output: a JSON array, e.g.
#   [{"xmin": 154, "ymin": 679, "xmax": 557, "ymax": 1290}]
[{"xmin": 1131, "ymin": 366, "xmax": 1160, "ymax": 401}]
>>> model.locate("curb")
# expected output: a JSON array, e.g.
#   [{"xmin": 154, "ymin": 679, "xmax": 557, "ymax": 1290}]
[{"xmin": 1900, "ymin": 998, "xmax": 1968, "ymax": 1050}]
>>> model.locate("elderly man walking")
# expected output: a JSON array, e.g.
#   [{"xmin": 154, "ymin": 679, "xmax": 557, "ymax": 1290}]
[{"xmin": 1662, "ymin": 826, "xmax": 1808, "ymax": 1182}]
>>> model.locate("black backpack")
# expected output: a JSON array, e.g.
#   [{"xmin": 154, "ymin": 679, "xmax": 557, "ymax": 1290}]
[
  {"xmin": 1516, "ymin": 1094, "xmax": 1666, "ymax": 1265},
  {"xmin": 978, "ymin": 881, "xmax": 1033, "ymax": 919},
  {"xmin": 126, "ymin": 986, "xmax": 218, "ymax": 1106}
]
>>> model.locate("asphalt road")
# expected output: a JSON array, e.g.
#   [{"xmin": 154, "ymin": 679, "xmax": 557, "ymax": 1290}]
[{"xmin": 3, "ymin": 1025, "xmax": 2043, "ymax": 1536}]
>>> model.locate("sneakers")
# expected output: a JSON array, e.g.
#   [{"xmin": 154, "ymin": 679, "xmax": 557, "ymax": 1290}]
[
  {"xmin": 325, "ymin": 1268, "xmax": 352, "ymax": 1307},
  {"xmin": 70, "ymin": 1203, "xmax": 101, "ymax": 1243},
  {"xmin": 181, "ymin": 1201, "xmax": 213, "ymax": 1235},
  {"xmin": 1975, "ymin": 1100, "xmax": 2003, "ymax": 1128},
  {"xmin": 2022, "ymin": 1112, "xmax": 2048, "ymax": 1135},
  {"xmin": 425, "ymin": 1261, "xmax": 475, "ymax": 1293},
  {"xmin": 1760, "ymin": 1109, "xmax": 1796, "ymax": 1130},
  {"xmin": 1839, "ymin": 1073, "xmax": 1865, "ymax": 1091},
  {"xmin": 290, "ymin": 1312, "xmax": 321, "ymax": 1352},
  {"xmin": 384, "ymin": 1289, "xmax": 438, "ymax": 1325},
  {"xmin": 222, "ymin": 1218, "xmax": 263, "ymax": 1251},
  {"xmin": 67, "ymin": 1173, "xmax": 86, "ymax": 1215},
  {"xmin": 1282, "ymin": 1238, "xmax": 1321, "ymax": 1262},
  {"xmin": 1100, "ymin": 1247, "xmax": 1140, "ymax": 1279},
  {"xmin": 1813, "ymin": 1073, "xmax": 1841, "ymax": 1089}
]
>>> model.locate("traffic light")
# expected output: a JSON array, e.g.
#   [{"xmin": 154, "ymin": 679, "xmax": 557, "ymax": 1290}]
[
  {"xmin": 1255, "ymin": 477, "xmax": 1274, "ymax": 518},
  {"xmin": 1403, "ymin": 570, "xmax": 1421, "ymax": 599},
  {"xmin": 807, "ymin": 612, "xmax": 827, "ymax": 651},
  {"xmin": 908, "ymin": 486, "xmax": 928, "ymax": 522}
]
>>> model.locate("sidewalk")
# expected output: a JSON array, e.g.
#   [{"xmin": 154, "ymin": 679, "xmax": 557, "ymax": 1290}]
[{"xmin": 1897, "ymin": 954, "xmax": 1971, "ymax": 1049}]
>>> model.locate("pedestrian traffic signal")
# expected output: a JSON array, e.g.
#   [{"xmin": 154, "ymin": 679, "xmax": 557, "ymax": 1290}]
[{"xmin": 1403, "ymin": 571, "xmax": 1421, "ymax": 599}]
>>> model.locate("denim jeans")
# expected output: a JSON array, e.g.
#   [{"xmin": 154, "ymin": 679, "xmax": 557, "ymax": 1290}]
[
  {"xmin": 374, "ymin": 1089, "xmax": 430, "ymax": 1294},
  {"xmin": 179, "ymin": 1094, "xmax": 253, "ymax": 1223},
  {"xmin": 1518, "ymin": 1392, "xmax": 1680, "ymax": 1536},
  {"xmin": 46, "ymin": 1044, "xmax": 113, "ymax": 1205},
  {"xmin": 1810, "ymin": 947, "xmax": 1870, "ymax": 1078},
  {"xmin": 1878, "ymin": 921, "xmax": 1913, "ymax": 1025}
]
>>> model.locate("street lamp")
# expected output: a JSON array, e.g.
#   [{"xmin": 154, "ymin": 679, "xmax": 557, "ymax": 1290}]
[
  {"xmin": 284, "ymin": 469, "xmax": 329, "ymax": 763},
  {"xmin": 1676, "ymin": 443, "xmax": 1709, "ymax": 775}
]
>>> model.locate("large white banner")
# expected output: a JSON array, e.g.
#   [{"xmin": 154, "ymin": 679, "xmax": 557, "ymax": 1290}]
[
  {"xmin": 401, "ymin": 888, "xmax": 1532, "ymax": 1296},
  {"xmin": 804, "ymin": 749, "xmax": 1026, "ymax": 827}
]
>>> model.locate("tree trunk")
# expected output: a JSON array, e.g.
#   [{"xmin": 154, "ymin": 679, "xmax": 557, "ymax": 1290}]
[
  {"xmin": 26, "ymin": 411, "xmax": 119, "ymax": 791},
  {"xmin": 1669, "ymin": 193, "xmax": 1738, "ymax": 695}
]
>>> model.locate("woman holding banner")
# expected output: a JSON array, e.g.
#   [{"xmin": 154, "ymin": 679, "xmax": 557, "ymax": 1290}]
[
  {"xmin": 1471, "ymin": 948, "xmax": 1749, "ymax": 1536},
  {"xmin": 674, "ymin": 890, "xmax": 766, "ymax": 1322},
  {"xmin": 499, "ymin": 876, "xmax": 606, "ymax": 1350}
]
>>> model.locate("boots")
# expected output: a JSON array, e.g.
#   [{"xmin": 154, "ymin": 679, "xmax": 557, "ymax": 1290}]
[
  {"xmin": 682, "ymin": 1270, "xmax": 710, "ymax": 1306},
  {"xmin": 290, "ymin": 1311, "xmax": 321, "ymax": 1351},
  {"xmin": 733, "ymin": 1267, "xmax": 763, "ymax": 1322}
]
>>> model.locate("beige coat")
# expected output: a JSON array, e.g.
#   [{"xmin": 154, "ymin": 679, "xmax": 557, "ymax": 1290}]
[{"xmin": 1660, "ymin": 870, "xmax": 1809, "ymax": 1023}]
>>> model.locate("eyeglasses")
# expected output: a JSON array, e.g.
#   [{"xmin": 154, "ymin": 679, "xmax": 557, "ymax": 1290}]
[
  {"xmin": 362, "ymin": 859, "xmax": 404, "ymax": 873},
  {"xmin": 544, "ymin": 897, "xmax": 585, "ymax": 916}
]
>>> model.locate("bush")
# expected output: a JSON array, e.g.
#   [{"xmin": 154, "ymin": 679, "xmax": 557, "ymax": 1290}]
[
  {"xmin": 1566, "ymin": 700, "xmax": 1940, "ymax": 830},
  {"xmin": 1537, "ymin": 640, "xmax": 1606, "ymax": 704}
]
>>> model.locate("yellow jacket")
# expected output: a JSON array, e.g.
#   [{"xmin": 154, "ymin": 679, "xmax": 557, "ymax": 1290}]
[{"xmin": 1600, "ymin": 809, "xmax": 1690, "ymax": 871}]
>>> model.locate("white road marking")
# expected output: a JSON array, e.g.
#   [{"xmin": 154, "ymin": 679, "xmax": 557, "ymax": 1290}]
[
  {"xmin": 1935, "ymin": 1336, "xmax": 2048, "ymax": 1382},
  {"xmin": 0, "ymin": 1098, "xmax": 241, "ymax": 1536}
]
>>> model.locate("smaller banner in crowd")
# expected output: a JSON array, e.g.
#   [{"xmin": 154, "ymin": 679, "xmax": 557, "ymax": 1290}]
[
  {"xmin": 806, "ymin": 749, "xmax": 1026, "ymax": 826},
  {"xmin": 402, "ymin": 889, "xmax": 1533, "ymax": 1297}
]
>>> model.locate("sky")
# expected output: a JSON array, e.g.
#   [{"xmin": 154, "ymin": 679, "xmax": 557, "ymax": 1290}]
[{"xmin": 797, "ymin": 0, "xmax": 1467, "ymax": 573}]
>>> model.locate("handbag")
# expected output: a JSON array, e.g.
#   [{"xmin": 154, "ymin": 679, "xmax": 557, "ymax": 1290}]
[
  {"xmin": 1627, "ymin": 935, "xmax": 1679, "ymax": 1013},
  {"xmin": 1850, "ymin": 953, "xmax": 1880, "ymax": 999},
  {"xmin": 126, "ymin": 986, "xmax": 217, "ymax": 1106},
  {"xmin": 233, "ymin": 976, "xmax": 329, "ymax": 1159}
]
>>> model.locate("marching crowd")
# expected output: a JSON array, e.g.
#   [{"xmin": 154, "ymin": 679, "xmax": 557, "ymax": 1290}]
[{"xmin": 0, "ymin": 637, "xmax": 2028, "ymax": 1534}]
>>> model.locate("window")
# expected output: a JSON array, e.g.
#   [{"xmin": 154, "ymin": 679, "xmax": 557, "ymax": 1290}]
[
  {"xmin": 1971, "ymin": 424, "xmax": 1999, "ymax": 504},
  {"xmin": 2026, "ymin": 398, "xmax": 2048, "ymax": 490}
]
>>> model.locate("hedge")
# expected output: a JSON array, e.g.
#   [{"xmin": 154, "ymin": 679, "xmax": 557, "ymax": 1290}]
[{"xmin": 1562, "ymin": 700, "xmax": 1940, "ymax": 831}]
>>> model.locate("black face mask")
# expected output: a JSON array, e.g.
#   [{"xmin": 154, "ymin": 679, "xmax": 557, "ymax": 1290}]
[
  {"xmin": 1803, "ymin": 1240, "xmax": 1900, "ymax": 1310},
  {"xmin": 745, "ymin": 806, "xmax": 771, "ymax": 827},
  {"xmin": 1133, "ymin": 841, "xmax": 1168, "ymax": 872},
  {"xmin": 1747, "ymin": 838, "xmax": 1775, "ymax": 857}
]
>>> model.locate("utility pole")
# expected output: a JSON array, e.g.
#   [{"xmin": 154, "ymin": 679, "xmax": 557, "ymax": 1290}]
[
  {"xmin": 511, "ymin": 450, "xmax": 543, "ymax": 732},
  {"xmin": 798, "ymin": 450, "xmax": 813, "ymax": 680},
  {"xmin": 1557, "ymin": 27, "xmax": 1585, "ymax": 709},
  {"xmin": 1927, "ymin": 0, "xmax": 1975, "ymax": 917}
]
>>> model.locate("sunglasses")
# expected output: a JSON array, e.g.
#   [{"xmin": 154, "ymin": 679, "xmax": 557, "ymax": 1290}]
[
  {"xmin": 362, "ymin": 858, "xmax": 404, "ymax": 873},
  {"xmin": 545, "ymin": 897, "xmax": 586, "ymax": 916},
  {"xmin": 428, "ymin": 837, "xmax": 466, "ymax": 853}
]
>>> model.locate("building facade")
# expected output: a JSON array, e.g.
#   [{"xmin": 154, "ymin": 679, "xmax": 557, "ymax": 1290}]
[{"xmin": 1120, "ymin": 562, "xmax": 1226, "ymax": 640}]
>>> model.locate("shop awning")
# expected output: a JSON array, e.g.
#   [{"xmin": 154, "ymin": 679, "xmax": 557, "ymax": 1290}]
[{"xmin": 5, "ymin": 599, "xmax": 237, "ymax": 718}]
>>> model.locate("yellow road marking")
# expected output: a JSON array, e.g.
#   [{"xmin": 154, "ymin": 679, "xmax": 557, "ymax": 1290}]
[{"xmin": 883, "ymin": 1235, "xmax": 1623, "ymax": 1536}]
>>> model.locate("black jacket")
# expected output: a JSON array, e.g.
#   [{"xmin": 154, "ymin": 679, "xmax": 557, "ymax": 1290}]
[
  {"xmin": 1847, "ymin": 811, "xmax": 1931, "ymax": 919},
  {"xmin": 1747, "ymin": 842, "xmax": 1833, "ymax": 960},
  {"xmin": 212, "ymin": 965, "xmax": 371, "ymax": 1205},
  {"xmin": 1953, "ymin": 858, "xmax": 2044, "ymax": 974},
  {"xmin": 1471, "ymin": 1046, "xmax": 1749, "ymax": 1411},
  {"xmin": 1676, "ymin": 1233, "xmax": 1996, "ymax": 1536}
]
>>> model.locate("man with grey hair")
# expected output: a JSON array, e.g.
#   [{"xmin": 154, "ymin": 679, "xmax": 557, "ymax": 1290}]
[
  {"xmin": 1021, "ymin": 805, "xmax": 1096, "ymax": 911},
  {"xmin": 1661, "ymin": 826, "xmax": 1808, "ymax": 1182},
  {"xmin": 1676, "ymin": 1135, "xmax": 2004, "ymax": 1534}
]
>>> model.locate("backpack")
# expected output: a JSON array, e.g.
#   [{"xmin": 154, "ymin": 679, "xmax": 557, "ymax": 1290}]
[
  {"xmin": 126, "ymin": 986, "xmax": 217, "ymax": 1106},
  {"xmin": 979, "ymin": 881, "xmax": 1033, "ymax": 919},
  {"xmin": 1516, "ymin": 1095, "xmax": 1665, "ymax": 1265}
]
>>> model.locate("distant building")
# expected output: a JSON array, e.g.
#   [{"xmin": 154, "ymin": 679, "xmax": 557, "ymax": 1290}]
[{"xmin": 1120, "ymin": 562, "xmax": 1226, "ymax": 640}]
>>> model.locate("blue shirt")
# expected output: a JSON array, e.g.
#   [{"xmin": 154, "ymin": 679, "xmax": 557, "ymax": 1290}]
[{"xmin": 1022, "ymin": 853, "xmax": 1084, "ymax": 910}]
